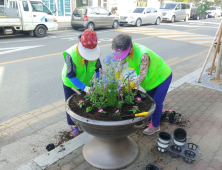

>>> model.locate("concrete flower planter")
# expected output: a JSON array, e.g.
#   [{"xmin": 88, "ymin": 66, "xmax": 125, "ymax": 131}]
[{"xmin": 66, "ymin": 92, "xmax": 156, "ymax": 170}]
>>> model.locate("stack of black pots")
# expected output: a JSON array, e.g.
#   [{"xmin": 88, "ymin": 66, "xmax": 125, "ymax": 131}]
[{"xmin": 156, "ymin": 128, "xmax": 199, "ymax": 164}]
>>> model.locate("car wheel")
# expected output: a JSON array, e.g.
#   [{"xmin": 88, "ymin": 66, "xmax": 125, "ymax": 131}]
[
  {"xmin": 135, "ymin": 19, "xmax": 142, "ymax": 27},
  {"xmin": 171, "ymin": 16, "xmax": 175, "ymax": 23},
  {"xmin": 112, "ymin": 20, "xmax": 118, "ymax": 29},
  {"xmin": 120, "ymin": 24, "xmax": 124, "ymax": 26},
  {"xmin": 72, "ymin": 26, "xmax": 79, "ymax": 30},
  {"xmin": 34, "ymin": 25, "xmax": 47, "ymax": 38},
  {"xmin": 196, "ymin": 16, "xmax": 199, "ymax": 20},
  {"xmin": 87, "ymin": 22, "xmax": 94, "ymax": 30},
  {"xmin": 155, "ymin": 17, "xmax": 161, "ymax": 25},
  {"xmin": 205, "ymin": 14, "xmax": 208, "ymax": 19},
  {"xmin": 184, "ymin": 15, "xmax": 189, "ymax": 21}
]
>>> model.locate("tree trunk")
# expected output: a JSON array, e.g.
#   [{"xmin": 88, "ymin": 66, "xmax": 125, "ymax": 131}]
[{"xmin": 215, "ymin": 44, "xmax": 222, "ymax": 79}]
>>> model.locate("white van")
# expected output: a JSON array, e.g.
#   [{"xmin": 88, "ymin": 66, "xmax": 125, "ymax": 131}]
[
  {"xmin": 159, "ymin": 2, "xmax": 191, "ymax": 23},
  {"xmin": 0, "ymin": 0, "xmax": 58, "ymax": 37}
]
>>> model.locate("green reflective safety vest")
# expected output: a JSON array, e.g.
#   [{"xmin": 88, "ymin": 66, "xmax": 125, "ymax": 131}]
[
  {"xmin": 62, "ymin": 44, "xmax": 97, "ymax": 89},
  {"xmin": 126, "ymin": 43, "xmax": 171, "ymax": 91}
]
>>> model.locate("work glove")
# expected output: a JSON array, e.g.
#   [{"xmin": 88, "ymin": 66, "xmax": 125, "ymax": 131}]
[
  {"xmin": 115, "ymin": 72, "xmax": 120, "ymax": 79},
  {"xmin": 84, "ymin": 86, "xmax": 90, "ymax": 93},
  {"xmin": 125, "ymin": 82, "xmax": 136, "ymax": 91}
]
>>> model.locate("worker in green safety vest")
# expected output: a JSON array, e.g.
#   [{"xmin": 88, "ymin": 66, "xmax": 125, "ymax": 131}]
[
  {"xmin": 112, "ymin": 34, "xmax": 172, "ymax": 135},
  {"xmin": 62, "ymin": 29, "xmax": 102, "ymax": 136}
]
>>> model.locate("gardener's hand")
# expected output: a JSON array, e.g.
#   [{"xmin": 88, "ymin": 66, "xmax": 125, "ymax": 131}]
[
  {"xmin": 125, "ymin": 82, "xmax": 136, "ymax": 91},
  {"xmin": 84, "ymin": 86, "xmax": 90, "ymax": 93},
  {"xmin": 115, "ymin": 72, "xmax": 120, "ymax": 79}
]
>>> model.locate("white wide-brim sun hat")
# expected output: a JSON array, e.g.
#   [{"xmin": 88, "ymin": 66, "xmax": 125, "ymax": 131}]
[{"xmin": 78, "ymin": 41, "xmax": 100, "ymax": 61}]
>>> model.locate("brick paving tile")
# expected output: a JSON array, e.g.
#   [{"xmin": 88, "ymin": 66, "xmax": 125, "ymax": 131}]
[
  {"xmin": 190, "ymin": 134, "xmax": 202, "ymax": 144},
  {"xmin": 213, "ymin": 121, "xmax": 222, "ymax": 129},
  {"xmin": 192, "ymin": 121, "xmax": 202, "ymax": 129},
  {"xmin": 198, "ymin": 115, "xmax": 208, "ymax": 123},
  {"xmin": 196, "ymin": 127, "xmax": 210, "ymax": 137},
  {"xmin": 189, "ymin": 115, "xmax": 198, "ymax": 123},
  {"xmin": 61, "ymin": 164, "xmax": 72, "ymax": 170},
  {"xmin": 194, "ymin": 160, "xmax": 208, "ymax": 170},
  {"xmin": 208, "ymin": 115, "xmax": 218, "ymax": 123},
  {"xmin": 209, "ymin": 159, "xmax": 222, "ymax": 170},
  {"xmin": 206, "ymin": 167, "xmax": 217, "ymax": 170},
  {"xmin": 186, "ymin": 127, "xmax": 196, "ymax": 136},
  {"xmin": 200, "ymin": 149, "xmax": 215, "ymax": 163}
]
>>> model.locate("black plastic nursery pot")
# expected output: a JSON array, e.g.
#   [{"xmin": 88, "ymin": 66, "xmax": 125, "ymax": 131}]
[
  {"xmin": 143, "ymin": 163, "xmax": 161, "ymax": 170},
  {"xmin": 158, "ymin": 132, "xmax": 171, "ymax": 142},
  {"xmin": 173, "ymin": 128, "xmax": 187, "ymax": 142}
]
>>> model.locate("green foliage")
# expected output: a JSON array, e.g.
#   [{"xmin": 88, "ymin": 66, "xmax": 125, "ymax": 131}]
[
  {"xmin": 86, "ymin": 106, "xmax": 93, "ymax": 113},
  {"xmin": 130, "ymin": 106, "xmax": 140, "ymax": 114},
  {"xmin": 85, "ymin": 52, "xmax": 140, "ymax": 116}
]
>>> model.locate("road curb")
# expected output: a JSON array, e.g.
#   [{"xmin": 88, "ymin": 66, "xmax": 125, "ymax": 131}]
[
  {"xmin": 57, "ymin": 27, "xmax": 73, "ymax": 31},
  {"xmin": 17, "ymin": 132, "xmax": 92, "ymax": 170},
  {"xmin": 17, "ymin": 62, "xmax": 213, "ymax": 170}
]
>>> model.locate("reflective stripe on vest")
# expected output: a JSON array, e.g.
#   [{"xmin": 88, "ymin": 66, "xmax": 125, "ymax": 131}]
[
  {"xmin": 126, "ymin": 43, "xmax": 171, "ymax": 91},
  {"xmin": 62, "ymin": 44, "xmax": 97, "ymax": 88}
]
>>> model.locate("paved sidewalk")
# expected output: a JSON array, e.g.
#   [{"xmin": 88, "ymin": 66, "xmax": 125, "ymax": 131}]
[
  {"xmin": 57, "ymin": 22, "xmax": 72, "ymax": 30},
  {"xmin": 43, "ymin": 82, "xmax": 222, "ymax": 170}
]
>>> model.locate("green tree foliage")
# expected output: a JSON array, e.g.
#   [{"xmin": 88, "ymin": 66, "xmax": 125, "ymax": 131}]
[{"xmin": 194, "ymin": 0, "xmax": 213, "ymax": 17}]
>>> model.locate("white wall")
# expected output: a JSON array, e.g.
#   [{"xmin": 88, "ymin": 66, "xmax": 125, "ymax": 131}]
[
  {"xmin": 109, "ymin": 0, "xmax": 137, "ymax": 16},
  {"xmin": 147, "ymin": 0, "xmax": 160, "ymax": 9}
]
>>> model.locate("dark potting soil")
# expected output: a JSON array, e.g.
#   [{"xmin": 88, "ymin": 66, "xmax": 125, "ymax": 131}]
[{"xmin": 69, "ymin": 90, "xmax": 154, "ymax": 121}]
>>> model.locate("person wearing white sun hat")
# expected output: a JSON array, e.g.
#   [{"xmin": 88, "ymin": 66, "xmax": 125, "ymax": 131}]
[{"xmin": 62, "ymin": 29, "xmax": 102, "ymax": 136}]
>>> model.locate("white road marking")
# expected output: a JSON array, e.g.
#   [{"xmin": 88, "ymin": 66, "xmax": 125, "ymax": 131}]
[
  {"xmin": 0, "ymin": 45, "xmax": 44, "ymax": 55},
  {"xmin": 99, "ymin": 38, "xmax": 113, "ymax": 41},
  {"xmin": 0, "ymin": 66, "xmax": 4, "ymax": 86},
  {"xmin": 175, "ymin": 37, "xmax": 213, "ymax": 40},
  {"xmin": 144, "ymin": 32, "xmax": 192, "ymax": 35},
  {"xmin": 159, "ymin": 34, "xmax": 208, "ymax": 38},
  {"xmin": 193, "ymin": 41, "xmax": 213, "ymax": 44}
]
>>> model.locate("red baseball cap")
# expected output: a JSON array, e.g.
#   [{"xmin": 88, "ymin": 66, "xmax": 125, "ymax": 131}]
[{"xmin": 78, "ymin": 29, "xmax": 100, "ymax": 61}]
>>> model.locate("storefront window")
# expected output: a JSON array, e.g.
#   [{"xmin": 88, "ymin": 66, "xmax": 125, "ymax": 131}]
[
  {"xmin": 0, "ymin": 0, "xmax": 4, "ymax": 6},
  {"xmin": 57, "ymin": 0, "xmax": 64, "ymax": 16},
  {"xmin": 64, "ymin": 0, "xmax": 70, "ymax": 16}
]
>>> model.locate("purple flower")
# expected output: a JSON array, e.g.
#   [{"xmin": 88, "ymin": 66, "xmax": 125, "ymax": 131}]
[
  {"xmin": 98, "ymin": 109, "xmax": 103, "ymax": 113},
  {"xmin": 79, "ymin": 100, "xmax": 84, "ymax": 103},
  {"xmin": 136, "ymin": 97, "xmax": 141, "ymax": 101},
  {"xmin": 104, "ymin": 83, "xmax": 107, "ymax": 90},
  {"xmin": 86, "ymin": 92, "xmax": 90, "ymax": 95},
  {"xmin": 115, "ymin": 110, "xmax": 119, "ymax": 113},
  {"xmin": 169, "ymin": 109, "xmax": 172, "ymax": 112},
  {"xmin": 133, "ymin": 106, "xmax": 138, "ymax": 108},
  {"xmin": 120, "ymin": 93, "xmax": 123, "ymax": 97},
  {"xmin": 162, "ymin": 108, "xmax": 165, "ymax": 112}
]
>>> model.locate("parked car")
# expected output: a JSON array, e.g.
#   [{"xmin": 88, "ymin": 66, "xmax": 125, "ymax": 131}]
[
  {"xmin": 159, "ymin": 2, "xmax": 191, "ymax": 23},
  {"xmin": 190, "ymin": 7, "xmax": 208, "ymax": 20},
  {"xmin": 71, "ymin": 6, "xmax": 119, "ymax": 30},
  {"xmin": 119, "ymin": 7, "xmax": 162, "ymax": 27},
  {"xmin": 206, "ymin": 6, "xmax": 221, "ymax": 18}
]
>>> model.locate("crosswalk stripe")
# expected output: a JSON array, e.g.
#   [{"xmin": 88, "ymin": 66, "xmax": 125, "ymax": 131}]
[
  {"xmin": 115, "ymin": 27, "xmax": 214, "ymax": 46},
  {"xmin": 175, "ymin": 37, "xmax": 213, "ymax": 41},
  {"xmin": 159, "ymin": 34, "xmax": 208, "ymax": 38},
  {"xmin": 192, "ymin": 41, "xmax": 213, "ymax": 44}
]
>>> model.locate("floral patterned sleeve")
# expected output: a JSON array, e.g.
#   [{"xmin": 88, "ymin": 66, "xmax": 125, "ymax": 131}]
[{"xmin": 134, "ymin": 53, "xmax": 149, "ymax": 86}]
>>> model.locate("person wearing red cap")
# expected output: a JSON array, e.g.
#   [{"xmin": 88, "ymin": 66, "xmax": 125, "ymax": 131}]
[
  {"xmin": 62, "ymin": 29, "xmax": 101, "ymax": 136},
  {"xmin": 112, "ymin": 34, "xmax": 172, "ymax": 135}
]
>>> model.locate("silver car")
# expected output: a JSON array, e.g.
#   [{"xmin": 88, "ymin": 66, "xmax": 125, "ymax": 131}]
[
  {"xmin": 71, "ymin": 6, "xmax": 120, "ymax": 30},
  {"xmin": 120, "ymin": 7, "xmax": 163, "ymax": 27},
  {"xmin": 159, "ymin": 2, "xmax": 191, "ymax": 23}
]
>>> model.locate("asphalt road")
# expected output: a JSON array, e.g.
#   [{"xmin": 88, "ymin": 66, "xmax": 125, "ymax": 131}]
[{"xmin": 0, "ymin": 18, "xmax": 220, "ymax": 125}]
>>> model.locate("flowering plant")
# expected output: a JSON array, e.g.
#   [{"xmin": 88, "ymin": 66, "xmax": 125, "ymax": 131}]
[
  {"xmin": 130, "ymin": 106, "xmax": 140, "ymax": 114},
  {"xmin": 85, "ymin": 52, "xmax": 140, "ymax": 116},
  {"xmin": 78, "ymin": 100, "xmax": 84, "ymax": 108}
]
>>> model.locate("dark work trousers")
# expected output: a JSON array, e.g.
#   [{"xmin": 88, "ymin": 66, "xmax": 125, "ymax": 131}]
[
  {"xmin": 146, "ymin": 73, "xmax": 172, "ymax": 127},
  {"xmin": 63, "ymin": 84, "xmax": 75, "ymax": 125}
]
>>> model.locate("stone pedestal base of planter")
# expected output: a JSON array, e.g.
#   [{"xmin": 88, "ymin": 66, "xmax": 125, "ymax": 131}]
[{"xmin": 83, "ymin": 136, "xmax": 139, "ymax": 170}]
